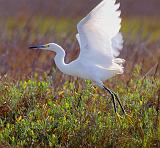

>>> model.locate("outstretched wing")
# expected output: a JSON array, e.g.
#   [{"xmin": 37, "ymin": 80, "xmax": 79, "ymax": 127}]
[{"xmin": 76, "ymin": 0, "xmax": 123, "ymax": 68}]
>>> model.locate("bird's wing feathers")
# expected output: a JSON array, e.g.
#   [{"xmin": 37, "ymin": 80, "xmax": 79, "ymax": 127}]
[
  {"xmin": 76, "ymin": 0, "xmax": 123, "ymax": 67},
  {"xmin": 111, "ymin": 33, "xmax": 123, "ymax": 57}
]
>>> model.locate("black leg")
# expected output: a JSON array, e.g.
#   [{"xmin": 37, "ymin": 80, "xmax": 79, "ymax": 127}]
[
  {"xmin": 103, "ymin": 86, "xmax": 117, "ymax": 113},
  {"xmin": 103, "ymin": 86, "xmax": 126, "ymax": 115},
  {"xmin": 112, "ymin": 92, "xmax": 126, "ymax": 115}
]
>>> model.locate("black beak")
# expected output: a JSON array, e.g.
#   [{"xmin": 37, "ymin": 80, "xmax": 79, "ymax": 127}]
[{"xmin": 29, "ymin": 45, "xmax": 46, "ymax": 49}]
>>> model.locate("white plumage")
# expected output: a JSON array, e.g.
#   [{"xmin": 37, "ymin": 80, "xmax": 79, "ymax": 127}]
[
  {"xmin": 75, "ymin": 0, "xmax": 125, "ymax": 85},
  {"xmin": 30, "ymin": 0, "xmax": 126, "ymax": 115}
]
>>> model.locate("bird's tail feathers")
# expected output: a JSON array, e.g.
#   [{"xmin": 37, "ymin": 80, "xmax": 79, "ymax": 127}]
[
  {"xmin": 108, "ymin": 61, "xmax": 125, "ymax": 74},
  {"xmin": 113, "ymin": 58, "xmax": 125, "ymax": 65}
]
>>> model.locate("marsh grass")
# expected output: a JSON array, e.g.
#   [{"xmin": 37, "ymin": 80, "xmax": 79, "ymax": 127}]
[{"xmin": 0, "ymin": 65, "xmax": 159, "ymax": 147}]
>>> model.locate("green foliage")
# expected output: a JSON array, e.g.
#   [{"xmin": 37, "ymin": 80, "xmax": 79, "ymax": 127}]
[
  {"xmin": 0, "ymin": 66, "xmax": 159, "ymax": 147},
  {"xmin": 0, "ymin": 15, "xmax": 160, "ymax": 147}
]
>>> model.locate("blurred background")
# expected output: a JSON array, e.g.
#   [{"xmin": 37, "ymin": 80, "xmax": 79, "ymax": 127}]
[
  {"xmin": 0, "ymin": 0, "xmax": 160, "ymax": 17},
  {"xmin": 0, "ymin": 0, "xmax": 159, "ymax": 80}
]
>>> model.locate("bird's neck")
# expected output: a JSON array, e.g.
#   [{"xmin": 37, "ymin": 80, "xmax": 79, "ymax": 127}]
[{"xmin": 50, "ymin": 44, "xmax": 68, "ymax": 73}]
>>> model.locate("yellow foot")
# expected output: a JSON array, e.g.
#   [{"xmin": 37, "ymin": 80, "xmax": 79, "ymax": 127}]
[
  {"xmin": 125, "ymin": 113, "xmax": 133, "ymax": 125},
  {"xmin": 115, "ymin": 113, "xmax": 123, "ymax": 124}
]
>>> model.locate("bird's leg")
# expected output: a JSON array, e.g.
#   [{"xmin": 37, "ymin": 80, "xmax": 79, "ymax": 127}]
[
  {"xmin": 111, "ymin": 91, "xmax": 126, "ymax": 115},
  {"xmin": 103, "ymin": 86, "xmax": 126, "ymax": 115},
  {"xmin": 110, "ymin": 91, "xmax": 133, "ymax": 124},
  {"xmin": 103, "ymin": 86, "xmax": 117, "ymax": 113}
]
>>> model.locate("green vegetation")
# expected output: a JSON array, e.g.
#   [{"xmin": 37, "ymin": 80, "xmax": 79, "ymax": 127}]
[
  {"xmin": 0, "ymin": 66, "xmax": 159, "ymax": 147},
  {"xmin": 0, "ymin": 15, "xmax": 160, "ymax": 147}
]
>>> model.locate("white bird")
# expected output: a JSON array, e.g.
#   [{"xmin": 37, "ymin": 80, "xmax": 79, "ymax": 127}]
[{"xmin": 30, "ymin": 0, "xmax": 126, "ymax": 115}]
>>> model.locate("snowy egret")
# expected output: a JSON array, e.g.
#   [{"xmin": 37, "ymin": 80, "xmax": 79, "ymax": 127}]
[{"xmin": 30, "ymin": 0, "xmax": 126, "ymax": 115}]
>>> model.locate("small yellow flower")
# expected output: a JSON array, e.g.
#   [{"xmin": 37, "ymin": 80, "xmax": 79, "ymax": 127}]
[
  {"xmin": 140, "ymin": 101, "xmax": 143, "ymax": 106},
  {"xmin": 16, "ymin": 116, "xmax": 22, "ymax": 122}
]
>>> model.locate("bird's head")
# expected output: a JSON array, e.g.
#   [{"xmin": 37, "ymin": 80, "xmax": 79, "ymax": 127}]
[{"xmin": 29, "ymin": 43, "xmax": 65, "ymax": 59}]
